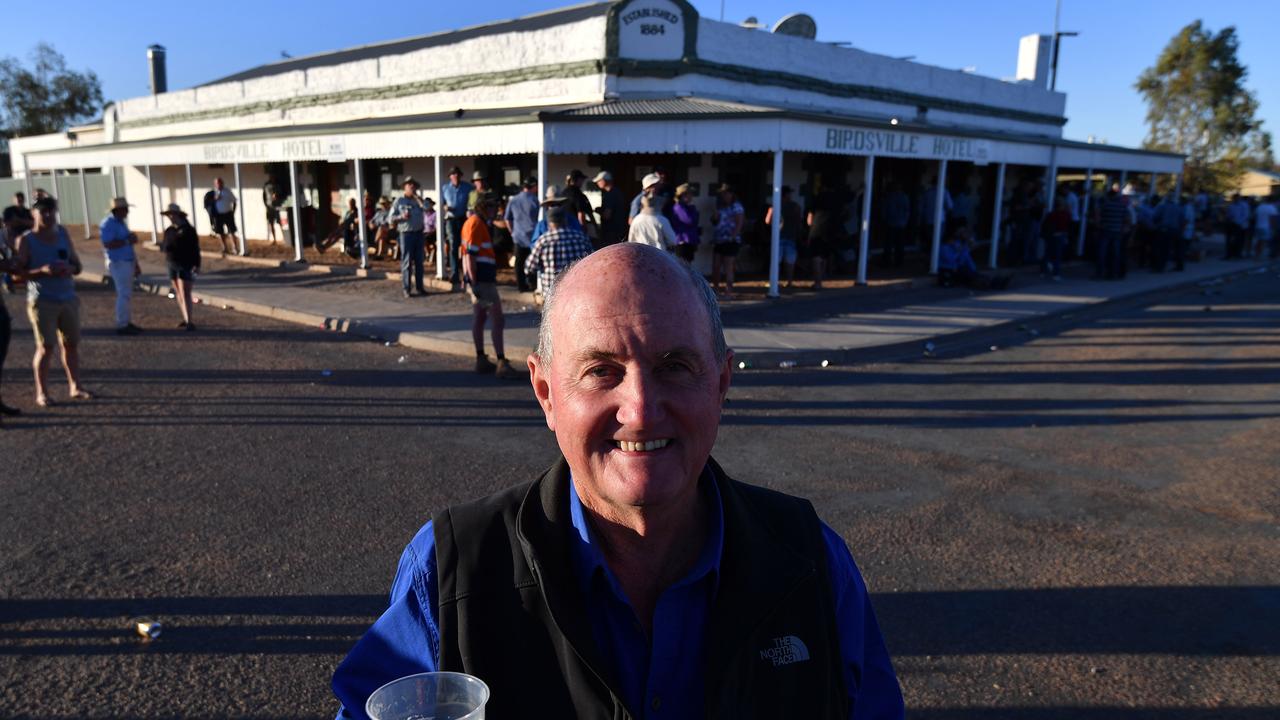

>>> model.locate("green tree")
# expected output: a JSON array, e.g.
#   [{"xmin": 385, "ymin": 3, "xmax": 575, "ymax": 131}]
[
  {"xmin": 0, "ymin": 43, "xmax": 103, "ymax": 139},
  {"xmin": 1136, "ymin": 21, "xmax": 1273, "ymax": 193}
]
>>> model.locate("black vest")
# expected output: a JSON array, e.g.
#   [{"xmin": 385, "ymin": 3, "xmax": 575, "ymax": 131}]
[{"xmin": 432, "ymin": 458, "xmax": 848, "ymax": 719}]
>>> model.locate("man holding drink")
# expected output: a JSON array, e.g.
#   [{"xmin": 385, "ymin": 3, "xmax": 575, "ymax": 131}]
[{"xmin": 334, "ymin": 243, "xmax": 903, "ymax": 719}]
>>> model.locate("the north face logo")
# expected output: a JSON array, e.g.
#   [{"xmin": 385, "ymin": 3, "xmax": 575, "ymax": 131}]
[{"xmin": 760, "ymin": 635, "xmax": 810, "ymax": 666}]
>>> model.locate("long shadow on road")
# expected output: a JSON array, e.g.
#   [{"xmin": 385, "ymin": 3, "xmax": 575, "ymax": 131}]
[{"xmin": 3, "ymin": 585, "xmax": 1275, "ymax": 657}]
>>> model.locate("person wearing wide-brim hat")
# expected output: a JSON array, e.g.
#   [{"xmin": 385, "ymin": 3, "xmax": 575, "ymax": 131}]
[
  {"xmin": 529, "ymin": 185, "xmax": 583, "ymax": 247},
  {"xmin": 159, "ymin": 203, "xmax": 201, "ymax": 330},
  {"xmin": 100, "ymin": 196, "xmax": 144, "ymax": 335}
]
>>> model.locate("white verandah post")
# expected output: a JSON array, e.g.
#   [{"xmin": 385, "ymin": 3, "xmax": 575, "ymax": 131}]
[
  {"xmin": 234, "ymin": 162, "xmax": 247, "ymax": 255},
  {"xmin": 289, "ymin": 161, "xmax": 304, "ymax": 262},
  {"xmin": 989, "ymin": 162, "xmax": 1006, "ymax": 269},
  {"xmin": 435, "ymin": 155, "xmax": 445, "ymax": 279},
  {"xmin": 22, "ymin": 156, "xmax": 33, "ymax": 200},
  {"xmin": 1077, "ymin": 166, "xmax": 1093, "ymax": 257},
  {"xmin": 355, "ymin": 159, "xmax": 369, "ymax": 269},
  {"xmin": 109, "ymin": 166, "xmax": 118, "ymax": 199},
  {"xmin": 857, "ymin": 155, "xmax": 874, "ymax": 285},
  {"xmin": 929, "ymin": 159, "xmax": 949, "ymax": 274},
  {"xmin": 185, "ymin": 164, "xmax": 197, "ymax": 237},
  {"xmin": 78, "ymin": 167, "xmax": 91, "ymax": 239},
  {"xmin": 768, "ymin": 149, "xmax": 782, "ymax": 298},
  {"xmin": 146, "ymin": 165, "xmax": 159, "ymax": 245}
]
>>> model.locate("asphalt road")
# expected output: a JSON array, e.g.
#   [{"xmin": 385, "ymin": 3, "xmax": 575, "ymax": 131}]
[{"xmin": 1, "ymin": 268, "xmax": 1277, "ymax": 719}]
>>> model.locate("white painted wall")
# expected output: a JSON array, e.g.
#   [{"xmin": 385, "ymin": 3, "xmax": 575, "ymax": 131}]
[
  {"xmin": 114, "ymin": 16, "xmax": 609, "ymax": 141},
  {"xmin": 696, "ymin": 19, "xmax": 1066, "ymax": 135}
]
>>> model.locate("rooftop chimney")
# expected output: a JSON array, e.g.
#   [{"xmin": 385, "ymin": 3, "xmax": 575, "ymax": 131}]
[
  {"xmin": 147, "ymin": 44, "xmax": 167, "ymax": 95},
  {"xmin": 1016, "ymin": 34, "xmax": 1050, "ymax": 88}
]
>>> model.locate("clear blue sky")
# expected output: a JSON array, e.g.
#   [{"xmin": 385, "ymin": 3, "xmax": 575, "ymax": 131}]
[{"xmin": 2, "ymin": 0, "xmax": 1276, "ymax": 148}]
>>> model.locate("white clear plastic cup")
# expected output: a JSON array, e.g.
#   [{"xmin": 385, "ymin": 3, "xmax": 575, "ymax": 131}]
[{"xmin": 365, "ymin": 671, "xmax": 490, "ymax": 720}]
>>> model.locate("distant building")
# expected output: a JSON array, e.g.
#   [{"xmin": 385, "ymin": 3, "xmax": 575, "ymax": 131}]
[
  {"xmin": 1238, "ymin": 168, "xmax": 1280, "ymax": 197},
  {"xmin": 7, "ymin": 0, "xmax": 1183, "ymax": 287}
]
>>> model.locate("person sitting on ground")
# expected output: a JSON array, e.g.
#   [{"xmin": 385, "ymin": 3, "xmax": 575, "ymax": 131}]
[
  {"xmin": 159, "ymin": 204, "xmax": 201, "ymax": 331},
  {"xmin": 423, "ymin": 197, "xmax": 438, "ymax": 267},
  {"xmin": 332, "ymin": 243, "xmax": 905, "ymax": 720},
  {"xmin": 938, "ymin": 227, "xmax": 1010, "ymax": 290},
  {"xmin": 317, "ymin": 198, "xmax": 360, "ymax": 254},
  {"xmin": 13, "ymin": 196, "xmax": 93, "ymax": 407},
  {"xmin": 626, "ymin": 194, "xmax": 676, "ymax": 251},
  {"xmin": 371, "ymin": 197, "xmax": 398, "ymax": 260}
]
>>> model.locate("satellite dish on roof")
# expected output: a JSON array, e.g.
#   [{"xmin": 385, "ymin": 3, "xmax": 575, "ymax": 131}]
[{"xmin": 772, "ymin": 13, "xmax": 817, "ymax": 40}]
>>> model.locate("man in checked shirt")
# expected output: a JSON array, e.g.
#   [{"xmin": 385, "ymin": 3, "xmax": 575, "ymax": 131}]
[{"xmin": 525, "ymin": 203, "xmax": 594, "ymax": 304}]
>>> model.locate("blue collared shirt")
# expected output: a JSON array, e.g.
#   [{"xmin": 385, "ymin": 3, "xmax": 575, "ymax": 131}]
[
  {"xmin": 440, "ymin": 181, "xmax": 473, "ymax": 219},
  {"xmin": 504, "ymin": 190, "xmax": 540, "ymax": 248},
  {"xmin": 99, "ymin": 214, "xmax": 135, "ymax": 263},
  {"xmin": 332, "ymin": 470, "xmax": 904, "ymax": 720}
]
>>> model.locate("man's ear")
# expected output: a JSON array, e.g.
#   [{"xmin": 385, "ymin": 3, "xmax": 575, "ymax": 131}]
[
  {"xmin": 528, "ymin": 352, "xmax": 556, "ymax": 432},
  {"xmin": 718, "ymin": 349, "xmax": 734, "ymax": 404}
]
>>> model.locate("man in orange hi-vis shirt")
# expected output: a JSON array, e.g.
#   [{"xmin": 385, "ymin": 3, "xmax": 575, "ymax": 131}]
[{"xmin": 461, "ymin": 194, "xmax": 518, "ymax": 379}]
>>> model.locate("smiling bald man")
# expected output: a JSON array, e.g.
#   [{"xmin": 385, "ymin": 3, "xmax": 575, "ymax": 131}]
[{"xmin": 333, "ymin": 244, "xmax": 904, "ymax": 720}]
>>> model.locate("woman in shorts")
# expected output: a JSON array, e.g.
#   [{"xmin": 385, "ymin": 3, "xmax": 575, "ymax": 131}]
[
  {"xmin": 711, "ymin": 184, "xmax": 744, "ymax": 299},
  {"xmin": 160, "ymin": 203, "xmax": 201, "ymax": 330}
]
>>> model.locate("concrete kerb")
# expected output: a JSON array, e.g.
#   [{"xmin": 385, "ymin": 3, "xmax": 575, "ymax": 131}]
[
  {"xmin": 81, "ymin": 266, "xmax": 535, "ymax": 360},
  {"xmin": 729, "ymin": 260, "xmax": 1279, "ymax": 369},
  {"xmin": 83, "ymin": 254, "xmax": 1271, "ymax": 367}
]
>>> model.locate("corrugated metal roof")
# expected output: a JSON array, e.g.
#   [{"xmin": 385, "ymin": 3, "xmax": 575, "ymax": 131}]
[
  {"xmin": 552, "ymin": 98, "xmax": 779, "ymax": 117},
  {"xmin": 202, "ymin": 2, "xmax": 612, "ymax": 86}
]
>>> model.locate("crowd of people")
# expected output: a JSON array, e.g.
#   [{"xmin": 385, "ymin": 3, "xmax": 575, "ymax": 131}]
[
  {"xmin": 2, "ymin": 168, "xmax": 1276, "ymax": 399},
  {"xmin": 0, "ymin": 188, "xmax": 204, "ymax": 423}
]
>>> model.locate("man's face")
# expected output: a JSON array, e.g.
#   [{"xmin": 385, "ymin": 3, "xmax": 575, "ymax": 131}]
[
  {"xmin": 529, "ymin": 249, "xmax": 733, "ymax": 515},
  {"xmin": 595, "ymin": 180, "xmax": 607, "ymax": 192},
  {"xmin": 33, "ymin": 206, "xmax": 54, "ymax": 230},
  {"xmin": 450, "ymin": 173, "xmax": 461, "ymax": 186},
  {"xmin": 214, "ymin": 178, "xmax": 224, "ymax": 190},
  {"xmin": 403, "ymin": 184, "xmax": 415, "ymax": 197}
]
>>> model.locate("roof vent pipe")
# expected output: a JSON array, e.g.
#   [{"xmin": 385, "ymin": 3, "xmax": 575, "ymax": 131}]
[{"xmin": 147, "ymin": 44, "xmax": 167, "ymax": 95}]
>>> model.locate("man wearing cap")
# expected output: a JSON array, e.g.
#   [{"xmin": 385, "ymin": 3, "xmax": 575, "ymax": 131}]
[
  {"xmin": 524, "ymin": 203, "xmax": 594, "ymax": 301},
  {"xmin": 629, "ymin": 172, "xmax": 663, "ymax": 223},
  {"xmin": 100, "ymin": 197, "xmax": 143, "ymax": 335},
  {"xmin": 627, "ymin": 194, "xmax": 677, "ymax": 251},
  {"xmin": 440, "ymin": 167, "xmax": 473, "ymax": 285},
  {"xmin": 390, "ymin": 179, "xmax": 428, "ymax": 298},
  {"xmin": 504, "ymin": 177, "xmax": 540, "ymax": 292},
  {"xmin": 563, "ymin": 170, "xmax": 599, "ymax": 244},
  {"xmin": 332, "ymin": 243, "xmax": 904, "ymax": 720},
  {"xmin": 211, "ymin": 177, "xmax": 239, "ymax": 256},
  {"xmin": 13, "ymin": 197, "xmax": 93, "ymax": 406},
  {"xmin": 461, "ymin": 194, "xmax": 517, "ymax": 378},
  {"xmin": 593, "ymin": 171, "xmax": 628, "ymax": 248}
]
